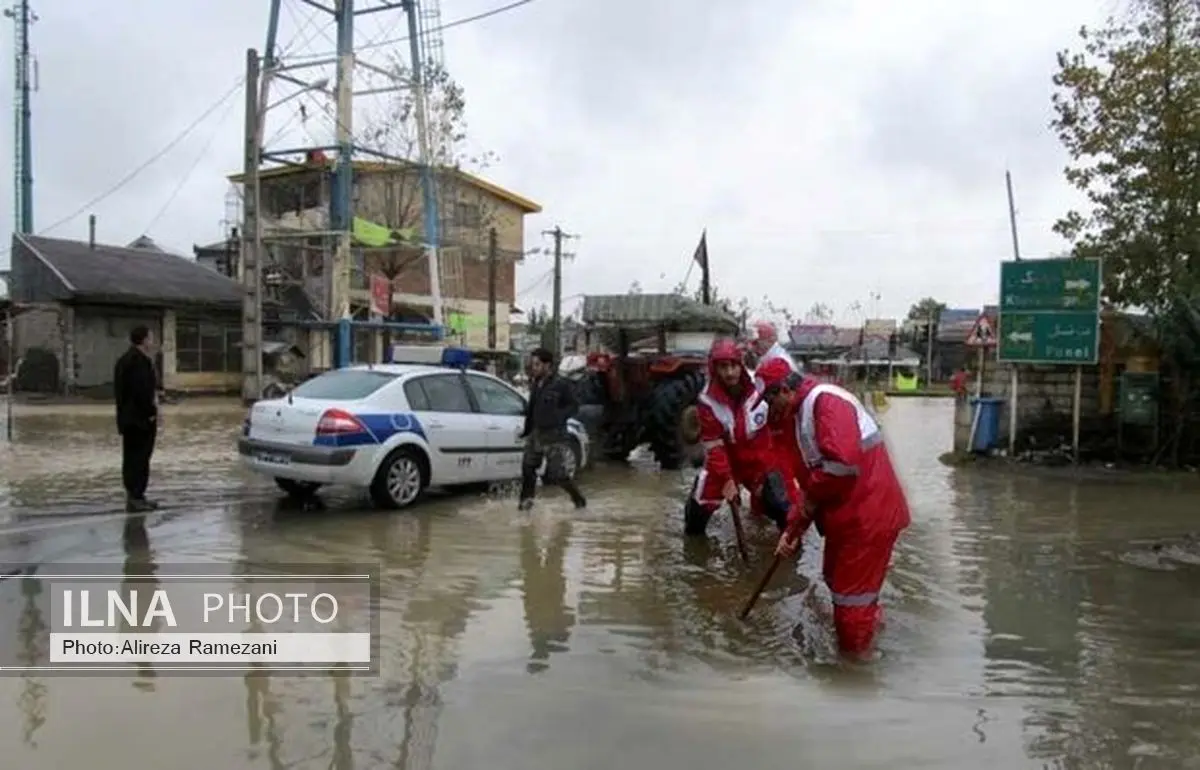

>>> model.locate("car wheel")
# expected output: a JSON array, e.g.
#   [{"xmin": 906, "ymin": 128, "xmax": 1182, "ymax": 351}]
[
  {"xmin": 275, "ymin": 478, "xmax": 323, "ymax": 498},
  {"xmin": 369, "ymin": 448, "xmax": 427, "ymax": 509}
]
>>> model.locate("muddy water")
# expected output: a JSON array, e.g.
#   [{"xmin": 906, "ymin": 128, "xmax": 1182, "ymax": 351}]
[{"xmin": 1, "ymin": 397, "xmax": 1199, "ymax": 768}]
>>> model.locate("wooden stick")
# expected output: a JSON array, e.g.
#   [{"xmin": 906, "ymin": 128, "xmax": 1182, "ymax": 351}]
[
  {"xmin": 739, "ymin": 514, "xmax": 809, "ymax": 620},
  {"xmin": 738, "ymin": 554, "xmax": 781, "ymax": 620},
  {"xmin": 728, "ymin": 498, "xmax": 750, "ymax": 564}
]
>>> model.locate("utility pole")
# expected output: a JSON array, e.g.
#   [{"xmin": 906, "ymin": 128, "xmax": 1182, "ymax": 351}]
[
  {"xmin": 486, "ymin": 227, "xmax": 497, "ymax": 352},
  {"xmin": 1006, "ymin": 170, "xmax": 1022, "ymax": 456},
  {"xmin": 5, "ymin": 0, "xmax": 37, "ymax": 233},
  {"xmin": 925, "ymin": 312, "xmax": 935, "ymax": 386},
  {"xmin": 541, "ymin": 226, "xmax": 577, "ymax": 358},
  {"xmin": 240, "ymin": 48, "xmax": 263, "ymax": 403},
  {"xmin": 1006, "ymin": 170, "xmax": 1022, "ymax": 261}
]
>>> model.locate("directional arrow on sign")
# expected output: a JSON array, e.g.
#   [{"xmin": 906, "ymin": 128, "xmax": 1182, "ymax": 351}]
[
  {"xmin": 1064, "ymin": 278, "xmax": 1091, "ymax": 291},
  {"xmin": 1008, "ymin": 331, "xmax": 1032, "ymax": 343}
]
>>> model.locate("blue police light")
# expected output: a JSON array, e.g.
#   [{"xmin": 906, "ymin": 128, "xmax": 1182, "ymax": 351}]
[{"xmin": 441, "ymin": 347, "xmax": 473, "ymax": 369}]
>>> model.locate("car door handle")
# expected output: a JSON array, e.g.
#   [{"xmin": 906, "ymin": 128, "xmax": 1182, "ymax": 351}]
[
  {"xmin": 427, "ymin": 421, "xmax": 445, "ymax": 429},
  {"xmin": 486, "ymin": 425, "xmax": 502, "ymax": 431}
]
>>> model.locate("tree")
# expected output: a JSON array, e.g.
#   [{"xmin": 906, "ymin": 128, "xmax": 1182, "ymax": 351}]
[
  {"xmin": 906, "ymin": 297, "xmax": 946, "ymax": 322},
  {"xmin": 1052, "ymin": 1, "xmax": 1200, "ymax": 462},
  {"xmin": 804, "ymin": 302, "xmax": 835, "ymax": 324},
  {"xmin": 359, "ymin": 61, "xmax": 499, "ymax": 314}
]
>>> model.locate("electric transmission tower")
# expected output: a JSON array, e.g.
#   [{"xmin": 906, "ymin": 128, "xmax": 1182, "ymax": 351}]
[{"xmin": 240, "ymin": 0, "xmax": 452, "ymax": 398}]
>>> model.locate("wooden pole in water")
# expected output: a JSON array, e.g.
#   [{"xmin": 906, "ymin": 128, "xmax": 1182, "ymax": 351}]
[{"xmin": 1072, "ymin": 365, "xmax": 1083, "ymax": 462}]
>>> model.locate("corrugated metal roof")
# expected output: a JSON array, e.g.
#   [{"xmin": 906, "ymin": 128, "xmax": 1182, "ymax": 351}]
[{"xmin": 581, "ymin": 293, "xmax": 739, "ymax": 330}]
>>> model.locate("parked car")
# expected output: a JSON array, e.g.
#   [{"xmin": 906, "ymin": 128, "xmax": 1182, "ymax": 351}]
[{"xmin": 237, "ymin": 359, "xmax": 590, "ymax": 509}]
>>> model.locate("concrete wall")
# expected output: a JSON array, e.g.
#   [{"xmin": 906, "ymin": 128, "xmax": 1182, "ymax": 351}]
[
  {"xmin": 978, "ymin": 361, "xmax": 1103, "ymax": 448},
  {"xmin": 12, "ymin": 303, "xmax": 242, "ymax": 394},
  {"xmin": 72, "ymin": 308, "xmax": 163, "ymax": 389}
]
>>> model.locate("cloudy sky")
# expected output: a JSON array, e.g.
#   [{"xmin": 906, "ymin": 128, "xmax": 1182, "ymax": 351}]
[{"xmin": 0, "ymin": 0, "xmax": 1116, "ymax": 324}]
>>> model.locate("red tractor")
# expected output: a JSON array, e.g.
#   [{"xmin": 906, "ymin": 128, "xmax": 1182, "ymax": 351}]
[{"xmin": 568, "ymin": 294, "xmax": 741, "ymax": 470}]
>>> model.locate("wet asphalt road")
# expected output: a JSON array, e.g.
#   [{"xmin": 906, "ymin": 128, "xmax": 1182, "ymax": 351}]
[{"xmin": 1, "ymin": 397, "xmax": 1199, "ymax": 769}]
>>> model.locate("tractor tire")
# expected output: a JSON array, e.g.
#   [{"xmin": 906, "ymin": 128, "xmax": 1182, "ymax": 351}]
[
  {"xmin": 646, "ymin": 370, "xmax": 706, "ymax": 471},
  {"xmin": 572, "ymin": 371, "xmax": 606, "ymax": 406}
]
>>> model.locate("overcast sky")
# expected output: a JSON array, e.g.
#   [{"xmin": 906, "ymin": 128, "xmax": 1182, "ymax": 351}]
[{"xmin": 0, "ymin": 0, "xmax": 1114, "ymax": 324}]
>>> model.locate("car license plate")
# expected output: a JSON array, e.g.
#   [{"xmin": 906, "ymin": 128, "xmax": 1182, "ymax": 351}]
[{"xmin": 256, "ymin": 451, "xmax": 290, "ymax": 465}]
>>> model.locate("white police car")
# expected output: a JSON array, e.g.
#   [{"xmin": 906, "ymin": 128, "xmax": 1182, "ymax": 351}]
[{"xmin": 237, "ymin": 353, "xmax": 590, "ymax": 509}]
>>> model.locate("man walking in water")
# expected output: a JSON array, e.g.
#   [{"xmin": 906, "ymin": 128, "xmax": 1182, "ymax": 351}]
[
  {"xmin": 114, "ymin": 325, "xmax": 160, "ymax": 513},
  {"xmin": 519, "ymin": 348, "xmax": 587, "ymax": 510}
]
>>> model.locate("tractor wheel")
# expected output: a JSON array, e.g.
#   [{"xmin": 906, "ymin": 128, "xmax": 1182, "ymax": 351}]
[
  {"xmin": 601, "ymin": 426, "xmax": 642, "ymax": 463},
  {"xmin": 572, "ymin": 371, "xmax": 606, "ymax": 406},
  {"xmin": 646, "ymin": 370, "xmax": 705, "ymax": 471}
]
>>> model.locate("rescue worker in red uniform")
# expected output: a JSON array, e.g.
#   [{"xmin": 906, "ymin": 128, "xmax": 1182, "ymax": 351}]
[
  {"xmin": 755, "ymin": 358, "xmax": 911, "ymax": 660},
  {"xmin": 684, "ymin": 339, "xmax": 801, "ymax": 537},
  {"xmin": 749, "ymin": 321, "xmax": 801, "ymax": 373}
]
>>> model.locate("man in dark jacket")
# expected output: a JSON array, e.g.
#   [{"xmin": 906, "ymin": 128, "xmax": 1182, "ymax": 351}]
[
  {"xmin": 518, "ymin": 348, "xmax": 586, "ymax": 510},
  {"xmin": 114, "ymin": 325, "xmax": 160, "ymax": 513}
]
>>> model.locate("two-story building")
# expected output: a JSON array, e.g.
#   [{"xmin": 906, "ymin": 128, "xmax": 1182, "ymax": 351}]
[{"xmin": 221, "ymin": 156, "xmax": 541, "ymax": 356}]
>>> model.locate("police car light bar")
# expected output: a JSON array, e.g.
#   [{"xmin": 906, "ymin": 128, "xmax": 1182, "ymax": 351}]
[{"xmin": 386, "ymin": 344, "xmax": 474, "ymax": 369}]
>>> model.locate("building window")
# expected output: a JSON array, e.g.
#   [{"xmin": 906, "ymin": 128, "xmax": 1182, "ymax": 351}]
[
  {"xmin": 453, "ymin": 202, "xmax": 481, "ymax": 228},
  {"xmin": 176, "ymin": 319, "xmax": 242, "ymax": 373}
]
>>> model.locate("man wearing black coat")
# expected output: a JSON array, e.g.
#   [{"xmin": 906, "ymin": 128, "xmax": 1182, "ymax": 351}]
[
  {"xmin": 518, "ymin": 348, "xmax": 586, "ymax": 510},
  {"xmin": 114, "ymin": 325, "xmax": 160, "ymax": 513}
]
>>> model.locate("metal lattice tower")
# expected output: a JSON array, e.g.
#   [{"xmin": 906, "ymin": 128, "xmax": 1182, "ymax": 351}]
[
  {"xmin": 416, "ymin": 0, "xmax": 444, "ymax": 71},
  {"xmin": 5, "ymin": 0, "xmax": 36, "ymax": 234},
  {"xmin": 411, "ymin": 0, "xmax": 466, "ymax": 334}
]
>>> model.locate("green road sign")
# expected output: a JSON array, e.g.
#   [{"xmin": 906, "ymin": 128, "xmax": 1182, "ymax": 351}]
[
  {"xmin": 1000, "ymin": 258, "xmax": 1100, "ymax": 312},
  {"xmin": 998, "ymin": 258, "xmax": 1101, "ymax": 364},
  {"xmin": 997, "ymin": 311, "xmax": 1098, "ymax": 363}
]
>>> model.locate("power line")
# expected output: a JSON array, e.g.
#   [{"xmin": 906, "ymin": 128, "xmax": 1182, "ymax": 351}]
[
  {"xmin": 142, "ymin": 90, "xmax": 242, "ymax": 234},
  {"xmin": 290, "ymin": 0, "xmax": 540, "ymax": 61},
  {"xmin": 36, "ymin": 78, "xmax": 245, "ymax": 238}
]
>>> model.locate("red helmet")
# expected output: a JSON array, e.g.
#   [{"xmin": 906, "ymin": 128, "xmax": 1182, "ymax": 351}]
[
  {"xmin": 709, "ymin": 337, "xmax": 742, "ymax": 364},
  {"xmin": 756, "ymin": 358, "xmax": 795, "ymax": 389}
]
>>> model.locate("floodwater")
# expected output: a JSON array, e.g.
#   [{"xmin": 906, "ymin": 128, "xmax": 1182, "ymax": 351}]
[{"xmin": 1, "ymin": 397, "xmax": 1199, "ymax": 769}]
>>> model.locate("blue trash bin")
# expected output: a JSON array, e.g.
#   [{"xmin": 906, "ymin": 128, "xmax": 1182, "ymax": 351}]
[{"xmin": 969, "ymin": 396, "xmax": 1005, "ymax": 452}]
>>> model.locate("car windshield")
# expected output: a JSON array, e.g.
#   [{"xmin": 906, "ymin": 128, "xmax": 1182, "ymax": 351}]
[{"xmin": 288, "ymin": 370, "xmax": 397, "ymax": 401}]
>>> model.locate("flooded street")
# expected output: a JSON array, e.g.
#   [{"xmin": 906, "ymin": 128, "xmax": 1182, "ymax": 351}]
[{"xmin": 1, "ymin": 397, "xmax": 1199, "ymax": 768}]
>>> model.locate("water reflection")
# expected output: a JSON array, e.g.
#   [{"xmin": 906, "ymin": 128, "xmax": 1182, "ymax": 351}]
[
  {"xmin": 121, "ymin": 514, "xmax": 159, "ymax": 689},
  {"xmin": 17, "ymin": 573, "xmax": 46, "ymax": 746},
  {"xmin": 2, "ymin": 399, "xmax": 1200, "ymax": 767},
  {"xmin": 520, "ymin": 521, "xmax": 574, "ymax": 674},
  {"xmin": 952, "ymin": 464, "xmax": 1200, "ymax": 766}
]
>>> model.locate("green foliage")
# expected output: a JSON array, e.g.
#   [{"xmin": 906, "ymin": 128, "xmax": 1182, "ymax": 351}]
[
  {"xmin": 906, "ymin": 297, "xmax": 946, "ymax": 321},
  {"xmin": 1050, "ymin": 0, "xmax": 1200, "ymax": 315}
]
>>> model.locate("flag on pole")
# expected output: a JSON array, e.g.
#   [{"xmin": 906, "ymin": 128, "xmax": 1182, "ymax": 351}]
[{"xmin": 692, "ymin": 230, "xmax": 708, "ymax": 270}]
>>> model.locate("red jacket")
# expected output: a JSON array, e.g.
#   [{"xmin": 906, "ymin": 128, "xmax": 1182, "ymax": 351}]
[
  {"xmin": 694, "ymin": 362, "xmax": 776, "ymax": 506},
  {"xmin": 776, "ymin": 377, "xmax": 910, "ymax": 536}
]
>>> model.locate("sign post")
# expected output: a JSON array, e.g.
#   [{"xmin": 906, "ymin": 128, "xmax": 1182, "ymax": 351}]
[
  {"xmin": 964, "ymin": 312, "xmax": 996, "ymax": 397},
  {"xmin": 964, "ymin": 312, "xmax": 996, "ymax": 451},
  {"xmin": 998, "ymin": 258, "xmax": 1102, "ymax": 461}
]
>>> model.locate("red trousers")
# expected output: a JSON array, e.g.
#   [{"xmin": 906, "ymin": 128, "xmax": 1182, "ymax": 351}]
[{"xmin": 822, "ymin": 526, "xmax": 901, "ymax": 656}]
